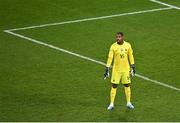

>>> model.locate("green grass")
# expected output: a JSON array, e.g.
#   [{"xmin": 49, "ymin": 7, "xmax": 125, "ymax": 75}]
[{"xmin": 0, "ymin": 0, "xmax": 180, "ymax": 121}]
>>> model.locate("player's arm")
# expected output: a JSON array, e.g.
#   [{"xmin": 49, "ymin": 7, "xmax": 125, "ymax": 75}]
[
  {"xmin": 104, "ymin": 45, "xmax": 114, "ymax": 79},
  {"xmin": 128, "ymin": 44, "xmax": 135, "ymax": 76}
]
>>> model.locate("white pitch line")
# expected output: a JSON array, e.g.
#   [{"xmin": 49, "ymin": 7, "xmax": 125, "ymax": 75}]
[
  {"xmin": 150, "ymin": 0, "xmax": 180, "ymax": 10},
  {"xmin": 4, "ymin": 30, "xmax": 180, "ymax": 92},
  {"xmin": 135, "ymin": 74, "xmax": 180, "ymax": 92},
  {"xmin": 6, "ymin": 7, "xmax": 172, "ymax": 32},
  {"xmin": 4, "ymin": 30, "xmax": 106, "ymax": 66}
]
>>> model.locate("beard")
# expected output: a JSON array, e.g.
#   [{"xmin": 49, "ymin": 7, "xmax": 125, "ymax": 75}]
[{"xmin": 117, "ymin": 39, "xmax": 124, "ymax": 44}]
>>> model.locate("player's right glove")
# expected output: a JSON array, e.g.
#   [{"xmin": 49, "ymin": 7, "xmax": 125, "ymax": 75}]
[{"xmin": 104, "ymin": 67, "xmax": 110, "ymax": 80}]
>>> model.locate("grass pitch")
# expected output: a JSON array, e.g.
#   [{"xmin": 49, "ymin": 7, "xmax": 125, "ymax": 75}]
[{"xmin": 0, "ymin": 0, "xmax": 180, "ymax": 121}]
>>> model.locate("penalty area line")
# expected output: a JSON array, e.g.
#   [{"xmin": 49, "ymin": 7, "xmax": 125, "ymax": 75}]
[
  {"xmin": 4, "ymin": 30, "xmax": 180, "ymax": 92},
  {"xmin": 149, "ymin": 0, "xmax": 180, "ymax": 10},
  {"xmin": 5, "ymin": 7, "xmax": 172, "ymax": 32}
]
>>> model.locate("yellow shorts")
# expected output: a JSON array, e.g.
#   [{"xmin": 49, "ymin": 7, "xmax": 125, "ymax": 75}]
[{"xmin": 111, "ymin": 72, "xmax": 131, "ymax": 84}]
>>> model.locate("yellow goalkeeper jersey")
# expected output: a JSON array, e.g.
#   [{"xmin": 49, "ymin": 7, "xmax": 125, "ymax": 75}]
[{"xmin": 106, "ymin": 41, "xmax": 134, "ymax": 72}]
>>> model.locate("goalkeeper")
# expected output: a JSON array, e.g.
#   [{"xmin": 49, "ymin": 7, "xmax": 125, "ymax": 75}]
[{"xmin": 104, "ymin": 32, "xmax": 136, "ymax": 110}]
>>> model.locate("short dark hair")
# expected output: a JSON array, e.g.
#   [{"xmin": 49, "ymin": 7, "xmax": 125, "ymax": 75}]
[{"xmin": 116, "ymin": 32, "xmax": 124, "ymax": 36}]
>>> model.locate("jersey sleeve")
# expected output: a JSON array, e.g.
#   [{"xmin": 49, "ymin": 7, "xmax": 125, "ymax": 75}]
[
  {"xmin": 128, "ymin": 44, "xmax": 135, "ymax": 65},
  {"xmin": 106, "ymin": 45, "xmax": 114, "ymax": 67}
]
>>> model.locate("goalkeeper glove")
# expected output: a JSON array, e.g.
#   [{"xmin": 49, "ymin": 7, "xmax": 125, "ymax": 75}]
[
  {"xmin": 131, "ymin": 64, "xmax": 136, "ymax": 77},
  {"xmin": 104, "ymin": 67, "xmax": 110, "ymax": 80}
]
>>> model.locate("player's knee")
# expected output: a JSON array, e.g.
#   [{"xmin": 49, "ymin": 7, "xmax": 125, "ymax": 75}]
[
  {"xmin": 124, "ymin": 84, "xmax": 130, "ymax": 87},
  {"xmin": 112, "ymin": 84, "xmax": 118, "ymax": 88}
]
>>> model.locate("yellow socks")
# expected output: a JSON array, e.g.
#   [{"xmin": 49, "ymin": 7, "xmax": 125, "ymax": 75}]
[
  {"xmin": 110, "ymin": 87, "xmax": 117, "ymax": 105},
  {"xmin": 110, "ymin": 86, "xmax": 131, "ymax": 105},
  {"xmin": 124, "ymin": 86, "xmax": 131, "ymax": 104}
]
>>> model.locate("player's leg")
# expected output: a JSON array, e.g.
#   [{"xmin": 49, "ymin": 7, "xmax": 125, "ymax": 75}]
[
  {"xmin": 107, "ymin": 83, "xmax": 118, "ymax": 111},
  {"xmin": 124, "ymin": 84, "xmax": 134, "ymax": 109},
  {"xmin": 107, "ymin": 71, "xmax": 121, "ymax": 111},
  {"xmin": 122, "ymin": 72, "xmax": 134, "ymax": 109}
]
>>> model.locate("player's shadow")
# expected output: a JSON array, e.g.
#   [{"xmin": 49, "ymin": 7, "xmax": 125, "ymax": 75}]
[
  {"xmin": 108, "ymin": 108, "xmax": 134, "ymax": 122},
  {"xmin": 119, "ymin": 108, "xmax": 134, "ymax": 121},
  {"xmin": 117, "ymin": 114, "xmax": 128, "ymax": 122},
  {"xmin": 107, "ymin": 108, "xmax": 130, "ymax": 122}
]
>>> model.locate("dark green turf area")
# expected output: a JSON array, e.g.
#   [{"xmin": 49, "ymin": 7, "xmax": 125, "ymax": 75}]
[{"xmin": 0, "ymin": 0, "xmax": 180, "ymax": 122}]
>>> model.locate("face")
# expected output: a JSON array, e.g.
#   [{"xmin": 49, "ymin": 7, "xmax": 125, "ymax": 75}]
[{"xmin": 116, "ymin": 34, "xmax": 124, "ymax": 43}]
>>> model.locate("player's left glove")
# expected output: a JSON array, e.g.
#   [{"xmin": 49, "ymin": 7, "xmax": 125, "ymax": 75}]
[
  {"xmin": 104, "ymin": 67, "xmax": 110, "ymax": 80},
  {"xmin": 131, "ymin": 64, "xmax": 136, "ymax": 77}
]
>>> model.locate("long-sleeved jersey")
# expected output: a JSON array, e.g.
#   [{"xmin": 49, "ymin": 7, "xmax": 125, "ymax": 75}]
[{"xmin": 106, "ymin": 41, "xmax": 134, "ymax": 72}]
